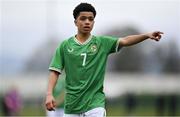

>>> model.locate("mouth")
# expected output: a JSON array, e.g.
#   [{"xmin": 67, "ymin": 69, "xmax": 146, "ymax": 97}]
[
  {"xmin": 83, "ymin": 27, "xmax": 91, "ymax": 32},
  {"xmin": 83, "ymin": 26, "xmax": 90, "ymax": 29}
]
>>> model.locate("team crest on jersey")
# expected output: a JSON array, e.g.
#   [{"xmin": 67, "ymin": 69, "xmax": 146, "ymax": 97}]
[{"xmin": 90, "ymin": 44, "xmax": 97, "ymax": 52}]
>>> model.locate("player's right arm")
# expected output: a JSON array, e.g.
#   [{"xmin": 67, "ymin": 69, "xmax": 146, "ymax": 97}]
[
  {"xmin": 45, "ymin": 41, "xmax": 64, "ymax": 111},
  {"xmin": 45, "ymin": 70, "xmax": 60, "ymax": 111}
]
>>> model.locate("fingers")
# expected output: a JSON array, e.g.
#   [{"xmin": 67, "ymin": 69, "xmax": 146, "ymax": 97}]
[
  {"xmin": 154, "ymin": 38, "xmax": 160, "ymax": 41},
  {"xmin": 45, "ymin": 94, "xmax": 57, "ymax": 111},
  {"xmin": 157, "ymin": 35, "xmax": 161, "ymax": 39},
  {"xmin": 155, "ymin": 31, "xmax": 164, "ymax": 34},
  {"xmin": 46, "ymin": 101, "xmax": 55, "ymax": 111},
  {"xmin": 150, "ymin": 35, "xmax": 159, "ymax": 41},
  {"xmin": 53, "ymin": 100, "xmax": 57, "ymax": 107},
  {"xmin": 154, "ymin": 35, "xmax": 161, "ymax": 41},
  {"xmin": 46, "ymin": 100, "xmax": 56, "ymax": 111},
  {"xmin": 151, "ymin": 31, "xmax": 164, "ymax": 41}
]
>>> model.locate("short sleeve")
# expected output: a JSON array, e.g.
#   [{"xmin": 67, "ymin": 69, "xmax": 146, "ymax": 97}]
[
  {"xmin": 49, "ymin": 42, "xmax": 64, "ymax": 73},
  {"xmin": 101, "ymin": 36, "xmax": 122, "ymax": 54}
]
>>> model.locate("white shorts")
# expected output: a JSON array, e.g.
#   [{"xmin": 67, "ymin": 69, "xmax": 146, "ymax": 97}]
[
  {"xmin": 47, "ymin": 108, "xmax": 64, "ymax": 117},
  {"xmin": 63, "ymin": 107, "xmax": 106, "ymax": 117}
]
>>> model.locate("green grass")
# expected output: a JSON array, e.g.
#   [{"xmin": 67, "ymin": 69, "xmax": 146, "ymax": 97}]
[
  {"xmin": 1, "ymin": 94, "xmax": 180, "ymax": 116},
  {"xmin": 106, "ymin": 94, "xmax": 180, "ymax": 116},
  {"xmin": 1, "ymin": 104, "xmax": 179, "ymax": 116},
  {"xmin": 20, "ymin": 105, "xmax": 45, "ymax": 116},
  {"xmin": 106, "ymin": 105, "xmax": 180, "ymax": 116}
]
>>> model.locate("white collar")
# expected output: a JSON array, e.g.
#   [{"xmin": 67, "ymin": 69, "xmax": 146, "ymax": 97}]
[{"xmin": 74, "ymin": 35, "xmax": 92, "ymax": 45}]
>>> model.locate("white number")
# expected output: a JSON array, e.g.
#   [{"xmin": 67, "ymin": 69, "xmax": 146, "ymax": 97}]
[{"xmin": 81, "ymin": 53, "xmax": 87, "ymax": 66}]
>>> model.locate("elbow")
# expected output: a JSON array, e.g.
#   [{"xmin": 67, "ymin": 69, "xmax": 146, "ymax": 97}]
[
  {"xmin": 50, "ymin": 70, "xmax": 60, "ymax": 76},
  {"xmin": 119, "ymin": 39, "xmax": 128, "ymax": 46}
]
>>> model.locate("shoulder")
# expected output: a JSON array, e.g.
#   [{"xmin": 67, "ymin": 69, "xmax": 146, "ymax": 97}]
[
  {"xmin": 57, "ymin": 36, "xmax": 74, "ymax": 48},
  {"xmin": 93, "ymin": 35, "xmax": 106, "ymax": 39},
  {"xmin": 93, "ymin": 35, "xmax": 118, "ymax": 43},
  {"xmin": 92, "ymin": 35, "xmax": 107, "ymax": 41},
  {"xmin": 94, "ymin": 35, "xmax": 118, "ymax": 40}
]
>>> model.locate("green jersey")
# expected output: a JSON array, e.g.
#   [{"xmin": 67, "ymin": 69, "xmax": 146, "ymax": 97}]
[{"xmin": 49, "ymin": 35, "xmax": 121, "ymax": 114}]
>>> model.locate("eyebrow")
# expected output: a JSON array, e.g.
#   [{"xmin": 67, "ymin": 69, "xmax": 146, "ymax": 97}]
[{"xmin": 80, "ymin": 16, "xmax": 94, "ymax": 18}]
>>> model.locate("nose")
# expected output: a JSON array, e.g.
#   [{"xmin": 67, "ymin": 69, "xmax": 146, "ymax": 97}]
[{"xmin": 85, "ymin": 19, "xmax": 90, "ymax": 24}]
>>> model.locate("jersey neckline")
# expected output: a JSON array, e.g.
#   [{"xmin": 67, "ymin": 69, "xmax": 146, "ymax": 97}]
[{"xmin": 73, "ymin": 35, "xmax": 93, "ymax": 45}]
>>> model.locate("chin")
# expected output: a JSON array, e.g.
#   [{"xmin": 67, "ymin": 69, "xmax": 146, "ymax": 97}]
[{"xmin": 82, "ymin": 31, "xmax": 91, "ymax": 34}]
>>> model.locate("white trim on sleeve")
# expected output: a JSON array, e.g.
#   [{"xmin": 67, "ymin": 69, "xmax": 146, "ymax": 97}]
[
  {"xmin": 49, "ymin": 67, "xmax": 62, "ymax": 73},
  {"xmin": 115, "ymin": 38, "xmax": 122, "ymax": 52}
]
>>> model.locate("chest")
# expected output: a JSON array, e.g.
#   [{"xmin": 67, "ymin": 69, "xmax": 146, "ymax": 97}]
[{"xmin": 64, "ymin": 42, "xmax": 104, "ymax": 66}]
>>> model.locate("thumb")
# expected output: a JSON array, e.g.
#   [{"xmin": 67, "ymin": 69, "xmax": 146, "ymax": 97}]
[
  {"xmin": 52, "ymin": 100, "xmax": 57, "ymax": 107},
  {"xmin": 49, "ymin": 98, "xmax": 56, "ymax": 110}
]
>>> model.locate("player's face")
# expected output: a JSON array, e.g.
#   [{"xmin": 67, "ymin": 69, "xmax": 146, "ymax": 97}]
[{"xmin": 75, "ymin": 12, "xmax": 94, "ymax": 34}]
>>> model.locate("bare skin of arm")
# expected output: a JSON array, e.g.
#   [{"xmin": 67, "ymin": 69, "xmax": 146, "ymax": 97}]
[
  {"xmin": 45, "ymin": 71, "xmax": 60, "ymax": 111},
  {"xmin": 119, "ymin": 31, "xmax": 163, "ymax": 47}
]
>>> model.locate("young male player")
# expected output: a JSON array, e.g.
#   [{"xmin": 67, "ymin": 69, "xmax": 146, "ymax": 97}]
[{"xmin": 45, "ymin": 3, "xmax": 163, "ymax": 117}]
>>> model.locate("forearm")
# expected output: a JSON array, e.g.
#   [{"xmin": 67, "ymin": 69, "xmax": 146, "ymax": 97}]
[
  {"xmin": 119, "ymin": 34, "xmax": 149, "ymax": 46},
  {"xmin": 46, "ymin": 71, "xmax": 60, "ymax": 95}
]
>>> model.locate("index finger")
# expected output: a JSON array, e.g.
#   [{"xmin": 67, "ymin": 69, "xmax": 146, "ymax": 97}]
[{"xmin": 157, "ymin": 31, "xmax": 164, "ymax": 34}]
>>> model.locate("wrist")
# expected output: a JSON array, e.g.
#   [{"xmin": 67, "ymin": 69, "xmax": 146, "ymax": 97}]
[
  {"xmin": 46, "ymin": 92, "xmax": 52, "ymax": 96},
  {"xmin": 143, "ymin": 33, "xmax": 149, "ymax": 39}
]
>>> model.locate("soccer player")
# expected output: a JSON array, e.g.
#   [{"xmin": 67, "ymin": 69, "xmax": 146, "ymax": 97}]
[{"xmin": 45, "ymin": 2, "xmax": 163, "ymax": 117}]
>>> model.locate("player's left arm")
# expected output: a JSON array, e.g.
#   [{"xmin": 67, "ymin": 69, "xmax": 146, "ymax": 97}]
[{"xmin": 119, "ymin": 31, "xmax": 164, "ymax": 47}]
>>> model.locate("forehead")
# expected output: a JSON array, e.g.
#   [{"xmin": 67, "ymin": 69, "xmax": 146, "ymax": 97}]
[{"xmin": 78, "ymin": 12, "xmax": 94, "ymax": 18}]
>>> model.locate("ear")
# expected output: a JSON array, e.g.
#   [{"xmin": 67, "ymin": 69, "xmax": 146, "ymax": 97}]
[{"xmin": 74, "ymin": 20, "xmax": 77, "ymax": 26}]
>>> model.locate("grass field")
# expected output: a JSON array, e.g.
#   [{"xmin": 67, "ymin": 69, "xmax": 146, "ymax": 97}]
[
  {"xmin": 7, "ymin": 104, "xmax": 180, "ymax": 116},
  {"xmin": 0, "ymin": 95, "xmax": 180, "ymax": 116}
]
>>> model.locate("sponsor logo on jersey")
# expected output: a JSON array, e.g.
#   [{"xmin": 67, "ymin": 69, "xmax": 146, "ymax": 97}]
[{"xmin": 68, "ymin": 48, "xmax": 74, "ymax": 52}]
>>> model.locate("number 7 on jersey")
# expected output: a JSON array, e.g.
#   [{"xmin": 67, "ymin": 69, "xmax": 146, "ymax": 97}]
[{"xmin": 81, "ymin": 53, "xmax": 87, "ymax": 66}]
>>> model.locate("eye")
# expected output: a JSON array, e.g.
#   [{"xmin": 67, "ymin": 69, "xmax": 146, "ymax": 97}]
[
  {"xmin": 79, "ymin": 16, "xmax": 94, "ymax": 21},
  {"xmin": 88, "ymin": 17, "xmax": 94, "ymax": 21},
  {"xmin": 80, "ymin": 16, "xmax": 87, "ymax": 21}
]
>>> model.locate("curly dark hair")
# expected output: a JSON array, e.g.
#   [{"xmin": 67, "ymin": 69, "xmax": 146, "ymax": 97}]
[{"xmin": 73, "ymin": 3, "xmax": 96, "ymax": 19}]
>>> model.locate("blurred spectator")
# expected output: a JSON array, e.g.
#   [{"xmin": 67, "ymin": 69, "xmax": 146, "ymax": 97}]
[
  {"xmin": 46, "ymin": 76, "xmax": 65, "ymax": 117},
  {"xmin": 125, "ymin": 93, "xmax": 136, "ymax": 115},
  {"xmin": 156, "ymin": 95, "xmax": 165, "ymax": 116},
  {"xmin": 2, "ymin": 86, "xmax": 22, "ymax": 116},
  {"xmin": 168, "ymin": 95, "xmax": 178, "ymax": 116}
]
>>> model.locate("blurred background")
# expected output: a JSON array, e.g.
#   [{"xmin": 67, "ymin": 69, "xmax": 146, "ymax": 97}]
[{"xmin": 0, "ymin": 0, "xmax": 180, "ymax": 116}]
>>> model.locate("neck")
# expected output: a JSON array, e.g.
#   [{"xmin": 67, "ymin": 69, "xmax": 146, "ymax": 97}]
[{"xmin": 76, "ymin": 33, "xmax": 91, "ymax": 43}]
